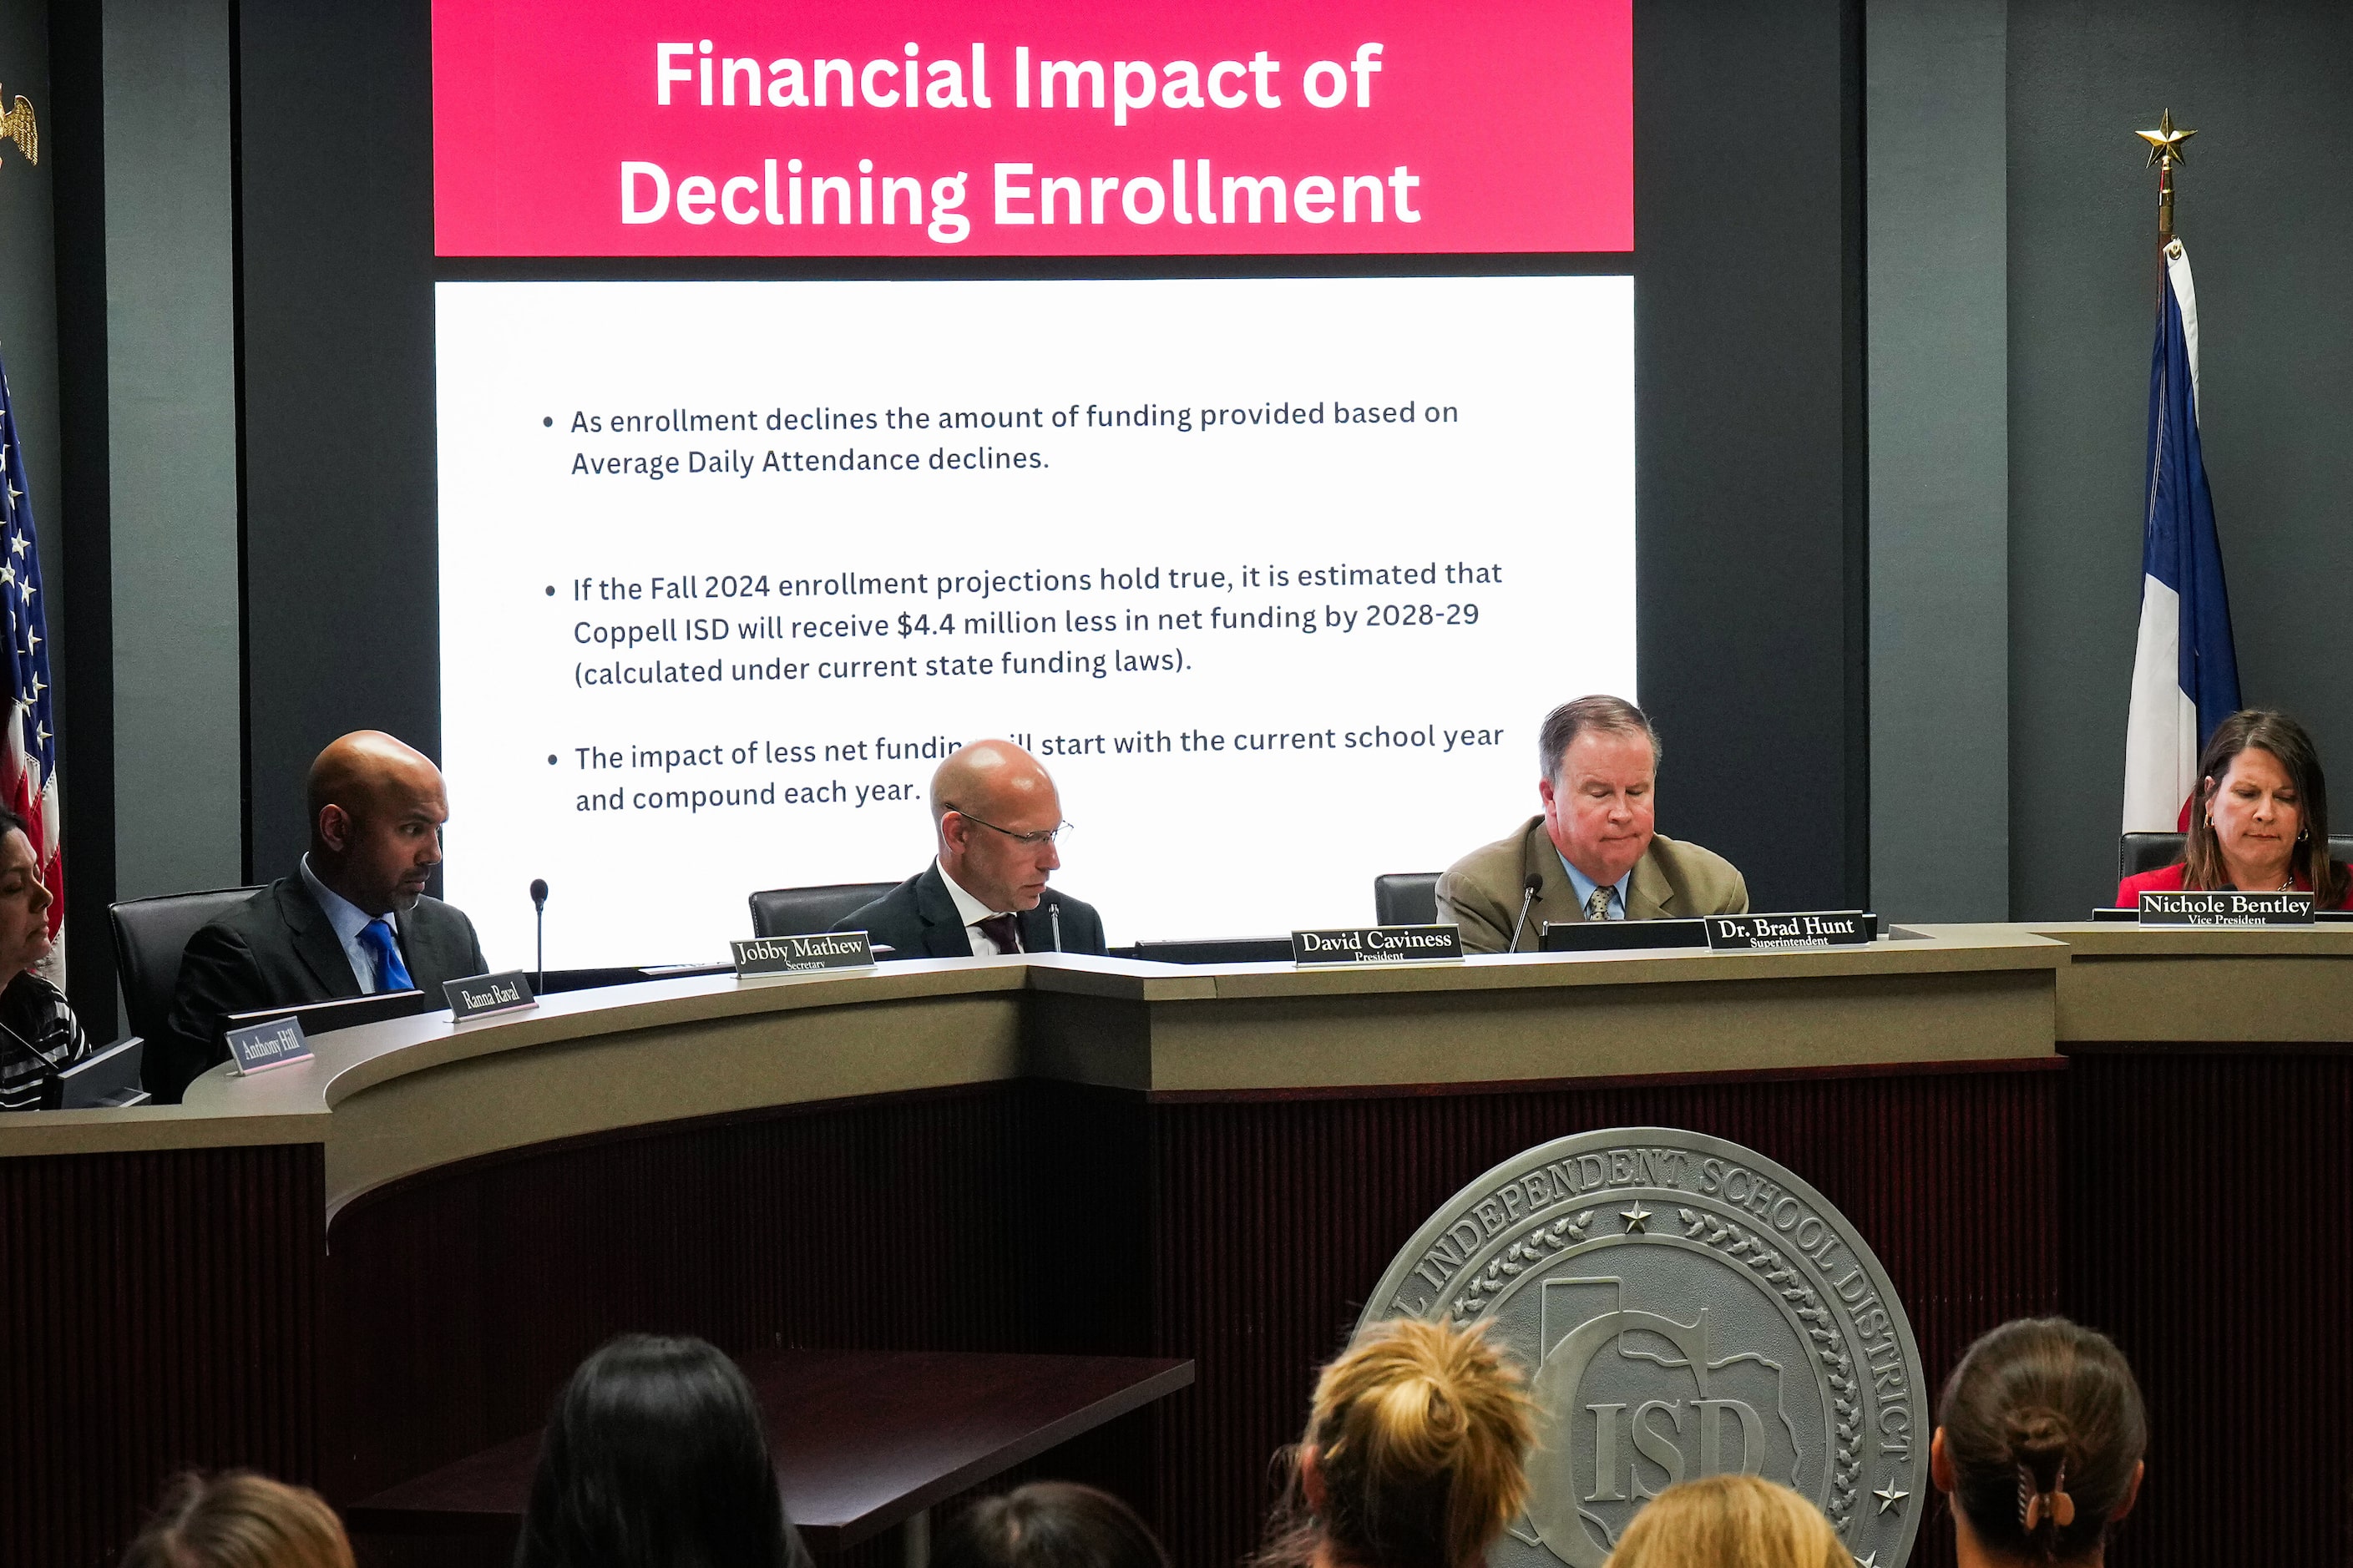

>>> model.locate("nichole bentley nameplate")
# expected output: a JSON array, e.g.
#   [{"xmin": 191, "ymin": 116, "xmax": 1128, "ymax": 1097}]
[
  {"xmin": 2137, "ymin": 889, "xmax": 2315, "ymax": 927},
  {"xmin": 1703, "ymin": 912, "xmax": 1873, "ymax": 951},
  {"xmin": 1362, "ymin": 1127, "xmax": 1929, "ymax": 1568},
  {"xmin": 443, "ymin": 970, "xmax": 539, "ymax": 1020},
  {"xmin": 225, "ymin": 1015, "xmax": 312, "ymax": 1075},
  {"xmin": 732, "ymin": 931, "xmax": 876, "ymax": 975},
  {"xmin": 1290, "ymin": 924, "xmax": 1463, "ymax": 964}
]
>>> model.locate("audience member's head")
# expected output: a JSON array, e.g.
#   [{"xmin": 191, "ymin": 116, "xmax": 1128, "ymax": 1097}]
[
  {"xmin": 1933, "ymin": 1317, "xmax": 2146, "ymax": 1565},
  {"xmin": 1259, "ymin": 1316, "xmax": 1536, "ymax": 1568},
  {"xmin": 119, "ymin": 1471, "xmax": 354, "ymax": 1568},
  {"xmin": 934, "ymin": 1481, "xmax": 1170, "ymax": 1568},
  {"xmin": 514, "ymin": 1333, "xmax": 807, "ymax": 1568},
  {"xmin": 1602, "ymin": 1475, "xmax": 1844, "ymax": 1568}
]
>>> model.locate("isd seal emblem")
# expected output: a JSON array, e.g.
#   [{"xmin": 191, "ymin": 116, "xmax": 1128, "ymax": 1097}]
[{"xmin": 1361, "ymin": 1129, "xmax": 1926, "ymax": 1568}]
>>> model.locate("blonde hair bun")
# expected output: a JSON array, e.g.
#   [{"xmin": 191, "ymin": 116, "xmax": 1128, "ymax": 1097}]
[{"xmin": 1268, "ymin": 1318, "xmax": 1537, "ymax": 1568}]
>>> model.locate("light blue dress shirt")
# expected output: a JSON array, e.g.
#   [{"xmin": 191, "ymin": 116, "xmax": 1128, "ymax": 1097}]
[
  {"xmin": 1557, "ymin": 849, "xmax": 1632, "ymax": 921},
  {"xmin": 301, "ymin": 854, "xmax": 405, "ymax": 994}
]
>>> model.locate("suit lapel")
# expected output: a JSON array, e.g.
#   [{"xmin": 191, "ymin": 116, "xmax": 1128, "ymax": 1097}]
[
  {"xmin": 1518, "ymin": 820, "xmax": 1581, "ymax": 942},
  {"xmin": 1627, "ymin": 847, "xmax": 1677, "ymax": 920},
  {"xmin": 279, "ymin": 879, "xmax": 362, "ymax": 999},
  {"xmin": 914, "ymin": 865, "xmax": 974, "ymax": 958},
  {"xmin": 393, "ymin": 903, "xmax": 452, "ymax": 989},
  {"xmin": 395, "ymin": 909, "xmax": 433, "ymax": 989}
]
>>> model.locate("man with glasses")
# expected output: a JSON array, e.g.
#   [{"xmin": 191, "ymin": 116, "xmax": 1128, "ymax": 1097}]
[{"xmin": 835, "ymin": 739, "xmax": 1106, "ymax": 959}]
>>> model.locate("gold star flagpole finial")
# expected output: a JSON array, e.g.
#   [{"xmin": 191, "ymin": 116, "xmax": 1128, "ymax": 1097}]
[{"xmin": 2135, "ymin": 109, "xmax": 2197, "ymax": 242}]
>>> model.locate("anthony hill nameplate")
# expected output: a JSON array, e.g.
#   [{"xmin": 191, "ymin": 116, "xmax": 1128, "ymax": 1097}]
[
  {"xmin": 1703, "ymin": 912, "xmax": 1873, "ymax": 952},
  {"xmin": 1290, "ymin": 925, "xmax": 1463, "ymax": 964},
  {"xmin": 1362, "ymin": 1128, "xmax": 1927, "ymax": 1568},
  {"xmin": 225, "ymin": 1015, "xmax": 311, "ymax": 1075},
  {"xmin": 443, "ymin": 970, "xmax": 539, "ymax": 1021},
  {"xmin": 2137, "ymin": 889, "xmax": 2315, "ymax": 927},
  {"xmin": 732, "ymin": 932, "xmax": 875, "ymax": 975}
]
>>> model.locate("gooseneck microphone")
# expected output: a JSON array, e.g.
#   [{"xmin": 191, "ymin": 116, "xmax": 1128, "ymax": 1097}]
[
  {"xmin": 1049, "ymin": 899, "xmax": 1063, "ymax": 953},
  {"xmin": 529, "ymin": 879, "xmax": 549, "ymax": 991},
  {"xmin": 1506, "ymin": 872, "xmax": 1544, "ymax": 953}
]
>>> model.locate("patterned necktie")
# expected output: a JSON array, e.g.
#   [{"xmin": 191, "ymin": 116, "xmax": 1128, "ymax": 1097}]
[
  {"xmin": 358, "ymin": 918, "xmax": 414, "ymax": 992},
  {"xmin": 1586, "ymin": 886, "xmax": 1613, "ymax": 922},
  {"xmin": 975, "ymin": 913, "xmax": 1021, "ymax": 954}
]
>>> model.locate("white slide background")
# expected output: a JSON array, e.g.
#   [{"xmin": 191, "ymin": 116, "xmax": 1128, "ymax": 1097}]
[{"xmin": 437, "ymin": 276, "xmax": 1633, "ymax": 966}]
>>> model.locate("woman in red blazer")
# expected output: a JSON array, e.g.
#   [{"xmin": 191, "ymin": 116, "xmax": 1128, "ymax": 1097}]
[{"xmin": 2117, "ymin": 709, "xmax": 2353, "ymax": 908}]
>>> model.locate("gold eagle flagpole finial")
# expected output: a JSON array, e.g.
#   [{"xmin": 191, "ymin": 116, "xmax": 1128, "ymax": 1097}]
[
  {"xmin": 0, "ymin": 89, "xmax": 36, "ymax": 166},
  {"xmin": 2136, "ymin": 108, "xmax": 2194, "ymax": 242}
]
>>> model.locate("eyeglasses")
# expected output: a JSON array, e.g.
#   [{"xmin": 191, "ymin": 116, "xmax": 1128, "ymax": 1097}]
[{"xmin": 944, "ymin": 807, "xmax": 1074, "ymax": 847}]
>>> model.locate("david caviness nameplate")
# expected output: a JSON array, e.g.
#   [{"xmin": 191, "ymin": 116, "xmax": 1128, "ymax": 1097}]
[{"xmin": 1361, "ymin": 1129, "xmax": 1927, "ymax": 1568}]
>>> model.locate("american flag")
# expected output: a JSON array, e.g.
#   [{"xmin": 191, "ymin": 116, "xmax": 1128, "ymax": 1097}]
[{"xmin": 0, "ymin": 357, "xmax": 61, "ymax": 961}]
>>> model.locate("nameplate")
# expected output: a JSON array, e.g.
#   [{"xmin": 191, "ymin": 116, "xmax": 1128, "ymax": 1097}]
[
  {"xmin": 1290, "ymin": 925, "xmax": 1463, "ymax": 965},
  {"xmin": 443, "ymin": 970, "xmax": 539, "ymax": 1020},
  {"xmin": 2138, "ymin": 890, "xmax": 2315, "ymax": 927},
  {"xmin": 1703, "ymin": 912, "xmax": 1874, "ymax": 952},
  {"xmin": 225, "ymin": 1016, "xmax": 312, "ymax": 1075},
  {"xmin": 733, "ymin": 931, "xmax": 876, "ymax": 975}
]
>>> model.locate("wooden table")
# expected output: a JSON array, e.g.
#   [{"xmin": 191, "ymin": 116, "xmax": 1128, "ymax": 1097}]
[{"xmin": 345, "ymin": 1349, "xmax": 1195, "ymax": 1556}]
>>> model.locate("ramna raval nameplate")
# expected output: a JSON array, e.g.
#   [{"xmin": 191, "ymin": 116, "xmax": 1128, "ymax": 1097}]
[{"xmin": 1361, "ymin": 1128, "xmax": 1927, "ymax": 1568}]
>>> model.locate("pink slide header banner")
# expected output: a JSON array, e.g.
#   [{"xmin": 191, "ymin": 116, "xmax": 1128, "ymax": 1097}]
[{"xmin": 433, "ymin": 0, "xmax": 1631, "ymax": 258}]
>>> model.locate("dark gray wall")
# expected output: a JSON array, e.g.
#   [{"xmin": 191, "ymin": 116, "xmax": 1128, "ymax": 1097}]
[
  {"xmin": 2009, "ymin": 0, "xmax": 2353, "ymax": 916},
  {"xmin": 237, "ymin": 0, "xmax": 438, "ymax": 883},
  {"xmin": 102, "ymin": 0, "xmax": 240, "ymax": 902},
  {"xmin": 1637, "ymin": 0, "xmax": 1868, "ymax": 912},
  {"xmin": 1867, "ymin": 0, "xmax": 2009, "ymax": 923}
]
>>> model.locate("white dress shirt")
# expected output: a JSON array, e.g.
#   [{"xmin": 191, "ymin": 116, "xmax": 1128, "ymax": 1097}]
[
  {"xmin": 937, "ymin": 859, "xmax": 1019, "ymax": 956},
  {"xmin": 301, "ymin": 854, "xmax": 406, "ymax": 992}
]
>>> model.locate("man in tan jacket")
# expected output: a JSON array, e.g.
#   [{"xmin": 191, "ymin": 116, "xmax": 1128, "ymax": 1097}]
[{"xmin": 1437, "ymin": 695, "xmax": 1748, "ymax": 953}]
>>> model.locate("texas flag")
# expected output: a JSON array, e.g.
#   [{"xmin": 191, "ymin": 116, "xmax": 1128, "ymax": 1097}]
[{"xmin": 2121, "ymin": 237, "xmax": 2240, "ymax": 832}]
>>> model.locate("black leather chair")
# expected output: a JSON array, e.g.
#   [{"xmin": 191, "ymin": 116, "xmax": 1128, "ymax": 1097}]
[
  {"xmin": 2118, "ymin": 831, "xmax": 2353, "ymax": 885},
  {"xmin": 109, "ymin": 886, "xmax": 266, "ymax": 1049},
  {"xmin": 748, "ymin": 883, "xmax": 899, "ymax": 938},
  {"xmin": 1373, "ymin": 872, "xmax": 1441, "ymax": 925}
]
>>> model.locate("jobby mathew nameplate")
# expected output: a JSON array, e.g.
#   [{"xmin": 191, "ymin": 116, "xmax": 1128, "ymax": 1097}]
[
  {"xmin": 1362, "ymin": 1128, "xmax": 1927, "ymax": 1568},
  {"xmin": 732, "ymin": 932, "xmax": 875, "ymax": 975}
]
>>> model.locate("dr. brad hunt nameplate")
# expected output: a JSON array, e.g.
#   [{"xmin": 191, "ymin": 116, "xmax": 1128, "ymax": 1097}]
[{"xmin": 1361, "ymin": 1128, "xmax": 1927, "ymax": 1568}]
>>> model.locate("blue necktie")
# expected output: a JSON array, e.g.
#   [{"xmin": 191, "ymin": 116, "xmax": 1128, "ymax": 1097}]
[{"xmin": 359, "ymin": 918, "xmax": 413, "ymax": 992}]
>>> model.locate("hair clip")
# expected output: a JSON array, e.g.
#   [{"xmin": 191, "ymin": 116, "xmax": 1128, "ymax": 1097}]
[{"xmin": 2017, "ymin": 1463, "xmax": 2076, "ymax": 1532}]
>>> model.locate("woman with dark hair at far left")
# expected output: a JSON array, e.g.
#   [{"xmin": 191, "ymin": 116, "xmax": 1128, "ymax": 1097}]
[{"xmin": 515, "ymin": 1333, "xmax": 811, "ymax": 1568}]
